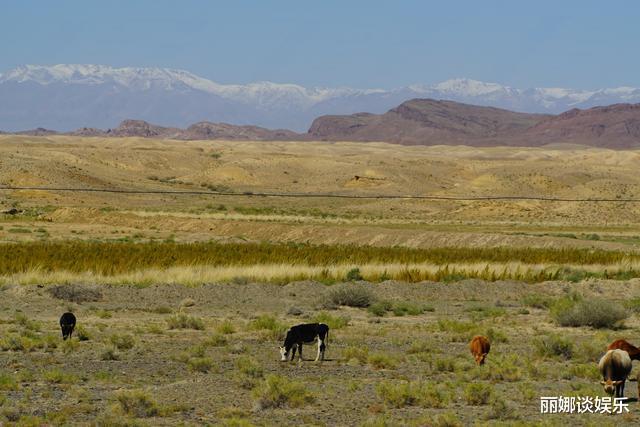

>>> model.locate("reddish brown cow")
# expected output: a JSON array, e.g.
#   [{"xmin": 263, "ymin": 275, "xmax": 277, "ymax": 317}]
[
  {"xmin": 469, "ymin": 335, "xmax": 491, "ymax": 365},
  {"xmin": 607, "ymin": 339, "xmax": 640, "ymax": 361}
]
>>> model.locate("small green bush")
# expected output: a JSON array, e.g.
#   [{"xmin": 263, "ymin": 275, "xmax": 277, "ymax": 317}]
[
  {"xmin": 376, "ymin": 381, "xmax": 447, "ymax": 408},
  {"xmin": 324, "ymin": 283, "xmax": 375, "ymax": 308},
  {"xmin": 533, "ymin": 334, "xmax": 573, "ymax": 360},
  {"xmin": 101, "ymin": 346, "xmax": 120, "ymax": 361},
  {"xmin": 252, "ymin": 375, "xmax": 314, "ymax": 410},
  {"xmin": 234, "ymin": 356, "xmax": 264, "ymax": 389},
  {"xmin": 249, "ymin": 315, "xmax": 285, "ymax": 332},
  {"xmin": 313, "ymin": 312, "xmax": 349, "ymax": 329},
  {"xmin": 391, "ymin": 301, "xmax": 427, "ymax": 316},
  {"xmin": 550, "ymin": 295, "xmax": 628, "ymax": 328},
  {"xmin": 116, "ymin": 390, "xmax": 160, "ymax": 418},
  {"xmin": 342, "ymin": 346, "xmax": 369, "ymax": 365},
  {"xmin": 367, "ymin": 353, "xmax": 397, "ymax": 370},
  {"xmin": 216, "ymin": 320, "xmax": 235, "ymax": 334},
  {"xmin": 167, "ymin": 314, "xmax": 205, "ymax": 330},
  {"xmin": 204, "ymin": 334, "xmax": 228, "ymax": 347},
  {"xmin": 368, "ymin": 300, "xmax": 392, "ymax": 317},
  {"xmin": 109, "ymin": 334, "xmax": 135, "ymax": 350},
  {"xmin": 345, "ymin": 267, "xmax": 364, "ymax": 281},
  {"xmin": 187, "ymin": 357, "xmax": 214, "ymax": 373},
  {"xmin": 464, "ymin": 383, "xmax": 493, "ymax": 405}
]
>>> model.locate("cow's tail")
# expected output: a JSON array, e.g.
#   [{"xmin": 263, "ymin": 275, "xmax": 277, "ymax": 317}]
[{"xmin": 325, "ymin": 328, "xmax": 329, "ymax": 345}]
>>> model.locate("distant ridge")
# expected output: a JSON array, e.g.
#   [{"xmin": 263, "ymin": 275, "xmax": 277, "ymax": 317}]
[
  {"xmin": 16, "ymin": 119, "xmax": 301, "ymax": 141},
  {"xmin": 7, "ymin": 99, "xmax": 640, "ymax": 149},
  {"xmin": 308, "ymin": 99, "xmax": 640, "ymax": 149}
]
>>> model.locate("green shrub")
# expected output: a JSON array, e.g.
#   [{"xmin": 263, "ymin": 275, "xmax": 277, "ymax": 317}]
[
  {"xmin": 391, "ymin": 301, "xmax": 427, "ymax": 316},
  {"xmin": 216, "ymin": 320, "xmax": 235, "ymax": 334},
  {"xmin": 43, "ymin": 369, "xmax": 78, "ymax": 384},
  {"xmin": 116, "ymin": 390, "xmax": 160, "ymax": 418},
  {"xmin": 367, "ymin": 353, "xmax": 397, "ymax": 370},
  {"xmin": 187, "ymin": 357, "xmax": 214, "ymax": 373},
  {"xmin": 533, "ymin": 334, "xmax": 573, "ymax": 360},
  {"xmin": 234, "ymin": 357, "xmax": 264, "ymax": 389},
  {"xmin": 167, "ymin": 314, "xmax": 205, "ymax": 330},
  {"xmin": 343, "ymin": 346, "xmax": 369, "ymax": 365},
  {"xmin": 464, "ymin": 383, "xmax": 493, "ymax": 405},
  {"xmin": 324, "ymin": 283, "xmax": 375, "ymax": 308},
  {"xmin": 204, "ymin": 334, "xmax": 228, "ymax": 347},
  {"xmin": 376, "ymin": 381, "xmax": 447, "ymax": 408},
  {"xmin": 346, "ymin": 267, "xmax": 364, "ymax": 281},
  {"xmin": 368, "ymin": 300, "xmax": 392, "ymax": 317},
  {"xmin": 550, "ymin": 295, "xmax": 628, "ymax": 328},
  {"xmin": 252, "ymin": 375, "xmax": 314, "ymax": 409},
  {"xmin": 75, "ymin": 325, "xmax": 91, "ymax": 341},
  {"xmin": 249, "ymin": 315, "xmax": 285, "ymax": 332},
  {"xmin": 109, "ymin": 334, "xmax": 135, "ymax": 350},
  {"xmin": 101, "ymin": 346, "xmax": 120, "ymax": 361},
  {"xmin": 313, "ymin": 311, "xmax": 349, "ymax": 329}
]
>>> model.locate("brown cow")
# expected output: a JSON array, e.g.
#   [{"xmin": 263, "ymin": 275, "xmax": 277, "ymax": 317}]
[
  {"xmin": 599, "ymin": 349, "xmax": 632, "ymax": 397},
  {"xmin": 469, "ymin": 335, "xmax": 490, "ymax": 365},
  {"xmin": 607, "ymin": 339, "xmax": 640, "ymax": 361}
]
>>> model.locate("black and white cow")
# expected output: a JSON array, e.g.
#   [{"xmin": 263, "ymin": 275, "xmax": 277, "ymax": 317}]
[
  {"xmin": 59, "ymin": 312, "xmax": 76, "ymax": 340},
  {"xmin": 279, "ymin": 323, "xmax": 329, "ymax": 362}
]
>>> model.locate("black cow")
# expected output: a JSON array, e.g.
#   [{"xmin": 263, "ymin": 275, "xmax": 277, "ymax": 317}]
[
  {"xmin": 279, "ymin": 323, "xmax": 329, "ymax": 362},
  {"xmin": 60, "ymin": 312, "xmax": 76, "ymax": 340}
]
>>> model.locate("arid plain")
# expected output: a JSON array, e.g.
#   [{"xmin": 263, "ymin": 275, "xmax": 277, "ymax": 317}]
[{"xmin": 2, "ymin": 135, "xmax": 640, "ymax": 425}]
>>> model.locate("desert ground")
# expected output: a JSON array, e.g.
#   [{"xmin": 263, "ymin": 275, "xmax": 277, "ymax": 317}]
[{"xmin": 1, "ymin": 135, "xmax": 640, "ymax": 425}]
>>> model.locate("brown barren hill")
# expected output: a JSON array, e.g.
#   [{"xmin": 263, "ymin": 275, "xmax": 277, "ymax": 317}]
[
  {"xmin": 308, "ymin": 99, "xmax": 548, "ymax": 145},
  {"xmin": 308, "ymin": 99, "xmax": 640, "ymax": 148},
  {"xmin": 181, "ymin": 121, "xmax": 299, "ymax": 141},
  {"xmin": 515, "ymin": 103, "xmax": 640, "ymax": 148}
]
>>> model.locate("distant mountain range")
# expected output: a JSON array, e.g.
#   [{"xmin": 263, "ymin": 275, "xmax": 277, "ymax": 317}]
[
  {"xmin": 9, "ymin": 98, "xmax": 640, "ymax": 149},
  {"xmin": 3, "ymin": 64, "xmax": 640, "ymax": 132}
]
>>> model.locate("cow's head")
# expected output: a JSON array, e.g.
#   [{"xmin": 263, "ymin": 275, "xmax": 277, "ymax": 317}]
[
  {"xmin": 474, "ymin": 352, "xmax": 488, "ymax": 365},
  {"xmin": 279, "ymin": 346, "xmax": 289, "ymax": 362},
  {"xmin": 601, "ymin": 379, "xmax": 623, "ymax": 395}
]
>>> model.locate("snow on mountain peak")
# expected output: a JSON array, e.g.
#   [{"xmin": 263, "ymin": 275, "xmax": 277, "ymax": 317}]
[
  {"xmin": 2, "ymin": 64, "xmax": 640, "ymax": 131},
  {"xmin": 431, "ymin": 78, "xmax": 510, "ymax": 95}
]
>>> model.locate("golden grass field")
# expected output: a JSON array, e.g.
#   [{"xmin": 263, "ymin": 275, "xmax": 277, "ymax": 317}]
[{"xmin": 1, "ymin": 135, "xmax": 640, "ymax": 425}]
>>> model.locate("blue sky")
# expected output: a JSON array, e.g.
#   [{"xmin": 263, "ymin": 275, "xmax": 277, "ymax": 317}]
[{"xmin": 1, "ymin": 1, "xmax": 638, "ymax": 89}]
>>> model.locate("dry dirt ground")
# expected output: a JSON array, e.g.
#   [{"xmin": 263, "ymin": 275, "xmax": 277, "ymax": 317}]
[{"xmin": 1, "ymin": 279, "xmax": 640, "ymax": 426}]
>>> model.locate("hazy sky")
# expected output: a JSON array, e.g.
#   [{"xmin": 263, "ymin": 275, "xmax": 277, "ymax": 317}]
[{"xmin": 2, "ymin": 0, "xmax": 639, "ymax": 89}]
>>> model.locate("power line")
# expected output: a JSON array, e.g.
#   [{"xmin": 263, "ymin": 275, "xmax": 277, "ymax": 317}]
[{"xmin": 1, "ymin": 185, "xmax": 640, "ymax": 203}]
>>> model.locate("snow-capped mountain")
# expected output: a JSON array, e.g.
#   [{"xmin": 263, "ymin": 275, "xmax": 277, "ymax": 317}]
[{"xmin": 1, "ymin": 64, "xmax": 640, "ymax": 132}]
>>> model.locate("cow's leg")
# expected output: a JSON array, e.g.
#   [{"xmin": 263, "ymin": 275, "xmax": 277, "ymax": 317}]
[
  {"xmin": 315, "ymin": 338, "xmax": 322, "ymax": 362},
  {"xmin": 620, "ymin": 380, "xmax": 626, "ymax": 398},
  {"xmin": 290, "ymin": 345, "xmax": 297, "ymax": 361},
  {"xmin": 298, "ymin": 344, "xmax": 303, "ymax": 362},
  {"xmin": 316, "ymin": 338, "xmax": 326, "ymax": 362}
]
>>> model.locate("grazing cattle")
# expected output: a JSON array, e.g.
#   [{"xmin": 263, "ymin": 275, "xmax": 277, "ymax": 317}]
[
  {"xmin": 59, "ymin": 312, "xmax": 76, "ymax": 340},
  {"xmin": 607, "ymin": 339, "xmax": 640, "ymax": 361},
  {"xmin": 598, "ymin": 349, "xmax": 632, "ymax": 398},
  {"xmin": 279, "ymin": 323, "xmax": 329, "ymax": 362},
  {"xmin": 469, "ymin": 335, "xmax": 491, "ymax": 365}
]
